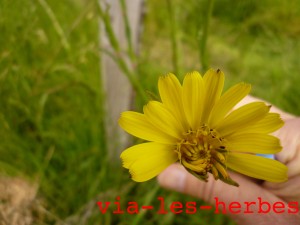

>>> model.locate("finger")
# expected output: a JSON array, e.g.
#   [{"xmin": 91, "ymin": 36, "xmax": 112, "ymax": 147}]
[
  {"xmin": 158, "ymin": 163, "xmax": 299, "ymax": 225},
  {"xmin": 274, "ymin": 118, "xmax": 300, "ymax": 173},
  {"xmin": 264, "ymin": 175, "xmax": 300, "ymax": 203},
  {"xmin": 264, "ymin": 118, "xmax": 300, "ymax": 202}
]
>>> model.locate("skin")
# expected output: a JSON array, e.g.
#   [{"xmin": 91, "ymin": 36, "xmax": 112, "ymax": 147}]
[{"xmin": 158, "ymin": 96, "xmax": 300, "ymax": 225}]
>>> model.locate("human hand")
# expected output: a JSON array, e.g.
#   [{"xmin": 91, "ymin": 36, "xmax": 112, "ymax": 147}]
[
  {"xmin": 158, "ymin": 117, "xmax": 300, "ymax": 225},
  {"xmin": 264, "ymin": 118, "xmax": 300, "ymax": 203}
]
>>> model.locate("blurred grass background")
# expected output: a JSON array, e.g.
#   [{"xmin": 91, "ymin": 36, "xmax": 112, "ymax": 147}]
[{"xmin": 0, "ymin": 0, "xmax": 300, "ymax": 224}]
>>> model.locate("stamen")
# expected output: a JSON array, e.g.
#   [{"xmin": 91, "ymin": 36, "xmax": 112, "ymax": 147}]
[
  {"xmin": 211, "ymin": 165, "xmax": 219, "ymax": 179},
  {"xmin": 186, "ymin": 144, "xmax": 195, "ymax": 153},
  {"xmin": 197, "ymin": 144, "xmax": 204, "ymax": 151},
  {"xmin": 215, "ymin": 152, "xmax": 226, "ymax": 163},
  {"xmin": 182, "ymin": 158, "xmax": 206, "ymax": 173},
  {"xmin": 189, "ymin": 158, "xmax": 207, "ymax": 165},
  {"xmin": 184, "ymin": 150, "xmax": 192, "ymax": 157},
  {"xmin": 179, "ymin": 126, "xmax": 229, "ymax": 181},
  {"xmin": 213, "ymin": 159, "xmax": 229, "ymax": 179}
]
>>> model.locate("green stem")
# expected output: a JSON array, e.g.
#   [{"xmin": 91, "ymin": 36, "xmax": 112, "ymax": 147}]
[
  {"xmin": 37, "ymin": 0, "xmax": 70, "ymax": 51},
  {"xmin": 116, "ymin": 55, "xmax": 148, "ymax": 102},
  {"xmin": 132, "ymin": 184, "xmax": 160, "ymax": 225},
  {"xmin": 119, "ymin": 0, "xmax": 136, "ymax": 63},
  {"xmin": 199, "ymin": 0, "xmax": 214, "ymax": 71},
  {"xmin": 97, "ymin": 2, "xmax": 147, "ymax": 102},
  {"xmin": 167, "ymin": 0, "xmax": 181, "ymax": 75},
  {"xmin": 97, "ymin": 3, "xmax": 120, "ymax": 52}
]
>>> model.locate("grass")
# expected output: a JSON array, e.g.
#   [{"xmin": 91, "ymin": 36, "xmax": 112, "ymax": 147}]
[{"xmin": 1, "ymin": 0, "xmax": 300, "ymax": 224}]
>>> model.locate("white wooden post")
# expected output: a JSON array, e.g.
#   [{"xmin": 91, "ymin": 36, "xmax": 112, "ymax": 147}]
[{"xmin": 100, "ymin": 0, "xmax": 144, "ymax": 159}]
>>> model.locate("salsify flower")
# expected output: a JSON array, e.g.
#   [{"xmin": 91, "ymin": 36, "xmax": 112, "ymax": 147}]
[{"xmin": 119, "ymin": 69, "xmax": 288, "ymax": 186}]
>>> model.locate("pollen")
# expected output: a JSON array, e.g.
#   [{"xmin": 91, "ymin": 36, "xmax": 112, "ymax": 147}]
[{"xmin": 177, "ymin": 125, "xmax": 229, "ymax": 181}]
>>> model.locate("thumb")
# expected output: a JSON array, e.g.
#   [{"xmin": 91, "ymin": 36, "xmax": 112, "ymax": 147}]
[{"xmin": 158, "ymin": 164, "xmax": 299, "ymax": 225}]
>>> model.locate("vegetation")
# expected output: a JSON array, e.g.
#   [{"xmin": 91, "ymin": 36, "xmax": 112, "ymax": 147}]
[{"xmin": 0, "ymin": 0, "xmax": 299, "ymax": 224}]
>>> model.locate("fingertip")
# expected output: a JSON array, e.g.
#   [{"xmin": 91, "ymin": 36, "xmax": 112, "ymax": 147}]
[{"xmin": 157, "ymin": 163, "xmax": 187, "ymax": 192}]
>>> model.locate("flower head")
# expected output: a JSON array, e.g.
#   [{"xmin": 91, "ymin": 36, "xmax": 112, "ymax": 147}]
[{"xmin": 119, "ymin": 69, "xmax": 288, "ymax": 186}]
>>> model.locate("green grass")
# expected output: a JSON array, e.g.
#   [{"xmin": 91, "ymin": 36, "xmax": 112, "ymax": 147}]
[{"xmin": 1, "ymin": 0, "xmax": 300, "ymax": 224}]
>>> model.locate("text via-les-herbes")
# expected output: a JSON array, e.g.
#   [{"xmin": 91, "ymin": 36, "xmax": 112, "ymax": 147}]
[{"xmin": 97, "ymin": 196, "xmax": 299, "ymax": 215}]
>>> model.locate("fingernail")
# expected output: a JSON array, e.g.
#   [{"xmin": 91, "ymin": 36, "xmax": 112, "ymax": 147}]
[{"xmin": 158, "ymin": 165, "xmax": 186, "ymax": 192}]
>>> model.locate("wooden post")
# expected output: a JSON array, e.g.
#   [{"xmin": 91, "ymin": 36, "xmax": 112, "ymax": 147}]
[{"xmin": 100, "ymin": 0, "xmax": 144, "ymax": 160}]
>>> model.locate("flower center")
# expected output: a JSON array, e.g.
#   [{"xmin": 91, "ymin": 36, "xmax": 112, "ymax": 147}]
[{"xmin": 177, "ymin": 125, "xmax": 229, "ymax": 181}]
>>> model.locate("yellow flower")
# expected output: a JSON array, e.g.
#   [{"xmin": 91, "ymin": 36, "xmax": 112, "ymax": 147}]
[{"xmin": 119, "ymin": 69, "xmax": 288, "ymax": 186}]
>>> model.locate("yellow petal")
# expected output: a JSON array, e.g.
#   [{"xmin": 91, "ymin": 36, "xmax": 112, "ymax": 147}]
[
  {"xmin": 158, "ymin": 74, "xmax": 189, "ymax": 131},
  {"xmin": 182, "ymin": 71, "xmax": 205, "ymax": 130},
  {"xmin": 240, "ymin": 113, "xmax": 284, "ymax": 134},
  {"xmin": 215, "ymin": 102, "xmax": 269, "ymax": 137},
  {"xmin": 121, "ymin": 142, "xmax": 177, "ymax": 182},
  {"xmin": 144, "ymin": 101, "xmax": 184, "ymax": 139},
  {"xmin": 208, "ymin": 82, "xmax": 251, "ymax": 128},
  {"xmin": 226, "ymin": 133, "xmax": 282, "ymax": 154},
  {"xmin": 226, "ymin": 153, "xmax": 288, "ymax": 182},
  {"xmin": 119, "ymin": 111, "xmax": 177, "ymax": 144},
  {"xmin": 202, "ymin": 69, "xmax": 225, "ymax": 123}
]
